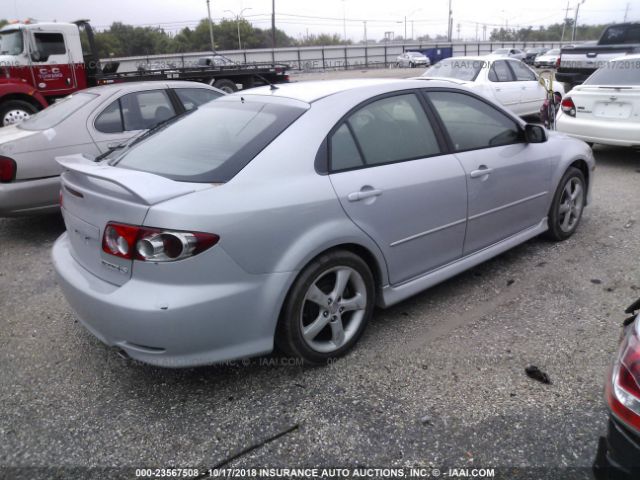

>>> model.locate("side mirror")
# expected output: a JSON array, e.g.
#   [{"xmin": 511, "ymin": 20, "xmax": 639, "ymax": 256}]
[{"xmin": 524, "ymin": 124, "xmax": 547, "ymax": 143}]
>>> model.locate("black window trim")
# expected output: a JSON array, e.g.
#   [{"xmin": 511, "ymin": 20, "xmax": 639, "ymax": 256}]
[
  {"xmin": 420, "ymin": 87, "xmax": 526, "ymax": 155},
  {"xmin": 317, "ymin": 89, "xmax": 450, "ymax": 175}
]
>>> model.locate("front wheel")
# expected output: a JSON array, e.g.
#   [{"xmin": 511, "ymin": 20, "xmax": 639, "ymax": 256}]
[
  {"xmin": 0, "ymin": 100, "xmax": 37, "ymax": 127},
  {"xmin": 545, "ymin": 167, "xmax": 586, "ymax": 241},
  {"xmin": 213, "ymin": 78, "xmax": 238, "ymax": 93},
  {"xmin": 276, "ymin": 250, "xmax": 375, "ymax": 364}
]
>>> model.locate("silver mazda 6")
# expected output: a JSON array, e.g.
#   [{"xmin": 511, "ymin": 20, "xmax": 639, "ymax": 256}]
[{"xmin": 52, "ymin": 79, "xmax": 595, "ymax": 367}]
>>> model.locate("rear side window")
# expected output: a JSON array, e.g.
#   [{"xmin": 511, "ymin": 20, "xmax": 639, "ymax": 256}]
[
  {"xmin": 428, "ymin": 91, "xmax": 521, "ymax": 151},
  {"xmin": 174, "ymin": 88, "xmax": 223, "ymax": 111},
  {"xmin": 94, "ymin": 100, "xmax": 123, "ymax": 133},
  {"xmin": 489, "ymin": 61, "xmax": 514, "ymax": 82},
  {"xmin": 121, "ymin": 90, "xmax": 176, "ymax": 131},
  {"xmin": 584, "ymin": 59, "xmax": 640, "ymax": 86},
  {"xmin": 33, "ymin": 33, "xmax": 66, "ymax": 56},
  {"xmin": 330, "ymin": 93, "xmax": 441, "ymax": 172},
  {"xmin": 115, "ymin": 98, "xmax": 307, "ymax": 183}
]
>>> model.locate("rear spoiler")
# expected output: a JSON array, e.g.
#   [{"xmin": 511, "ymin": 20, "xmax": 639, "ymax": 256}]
[{"xmin": 56, "ymin": 154, "xmax": 212, "ymax": 205}]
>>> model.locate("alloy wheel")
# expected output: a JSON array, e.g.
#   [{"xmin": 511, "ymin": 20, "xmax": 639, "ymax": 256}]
[{"xmin": 558, "ymin": 177, "xmax": 584, "ymax": 233}]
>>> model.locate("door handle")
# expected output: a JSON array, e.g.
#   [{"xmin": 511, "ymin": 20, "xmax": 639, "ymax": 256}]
[
  {"xmin": 347, "ymin": 188, "xmax": 383, "ymax": 202},
  {"xmin": 470, "ymin": 166, "xmax": 494, "ymax": 178}
]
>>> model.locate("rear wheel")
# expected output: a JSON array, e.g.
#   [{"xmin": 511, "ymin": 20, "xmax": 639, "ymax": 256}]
[
  {"xmin": 0, "ymin": 100, "xmax": 37, "ymax": 127},
  {"xmin": 545, "ymin": 167, "xmax": 586, "ymax": 241},
  {"xmin": 276, "ymin": 250, "xmax": 375, "ymax": 365},
  {"xmin": 213, "ymin": 79, "xmax": 238, "ymax": 93}
]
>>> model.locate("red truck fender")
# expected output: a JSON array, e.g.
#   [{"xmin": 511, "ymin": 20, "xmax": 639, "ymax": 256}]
[{"xmin": 0, "ymin": 79, "xmax": 49, "ymax": 111}]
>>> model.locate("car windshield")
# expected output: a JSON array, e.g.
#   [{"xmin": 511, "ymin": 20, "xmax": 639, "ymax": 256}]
[
  {"xmin": 584, "ymin": 59, "xmax": 640, "ymax": 86},
  {"xmin": 546, "ymin": 49, "xmax": 560, "ymax": 55},
  {"xmin": 422, "ymin": 59, "xmax": 484, "ymax": 81},
  {"xmin": 600, "ymin": 25, "xmax": 640, "ymax": 45},
  {"xmin": 19, "ymin": 92, "xmax": 98, "ymax": 131},
  {"xmin": 493, "ymin": 49, "xmax": 509, "ymax": 54},
  {"xmin": 407, "ymin": 52, "xmax": 423, "ymax": 57},
  {"xmin": 114, "ymin": 97, "xmax": 308, "ymax": 183},
  {"xmin": 0, "ymin": 29, "xmax": 23, "ymax": 55}
]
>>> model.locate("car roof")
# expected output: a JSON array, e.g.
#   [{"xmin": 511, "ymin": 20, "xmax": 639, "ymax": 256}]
[
  {"xmin": 81, "ymin": 81, "xmax": 219, "ymax": 96},
  {"xmin": 236, "ymin": 78, "xmax": 464, "ymax": 103}
]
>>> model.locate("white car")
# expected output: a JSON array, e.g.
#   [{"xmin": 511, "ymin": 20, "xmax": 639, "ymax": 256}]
[
  {"xmin": 396, "ymin": 51, "xmax": 431, "ymax": 68},
  {"xmin": 557, "ymin": 54, "xmax": 640, "ymax": 147},
  {"xmin": 534, "ymin": 48, "xmax": 561, "ymax": 68},
  {"xmin": 491, "ymin": 48, "xmax": 526, "ymax": 61},
  {"xmin": 420, "ymin": 56, "xmax": 564, "ymax": 117},
  {"xmin": 0, "ymin": 81, "xmax": 224, "ymax": 216}
]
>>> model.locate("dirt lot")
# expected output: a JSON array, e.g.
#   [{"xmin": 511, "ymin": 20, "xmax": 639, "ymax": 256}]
[{"xmin": 1, "ymin": 68, "xmax": 639, "ymax": 479}]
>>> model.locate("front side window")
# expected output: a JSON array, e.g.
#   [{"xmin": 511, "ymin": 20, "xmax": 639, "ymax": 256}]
[
  {"xmin": 508, "ymin": 60, "xmax": 537, "ymax": 81},
  {"xmin": 330, "ymin": 93, "xmax": 441, "ymax": 172},
  {"xmin": 120, "ymin": 90, "xmax": 176, "ymax": 131},
  {"xmin": 174, "ymin": 88, "xmax": 223, "ymax": 111},
  {"xmin": 0, "ymin": 30, "xmax": 23, "ymax": 55},
  {"xmin": 427, "ymin": 91, "xmax": 521, "ymax": 151},
  {"xmin": 33, "ymin": 33, "xmax": 66, "ymax": 57},
  {"xmin": 488, "ymin": 60, "xmax": 514, "ymax": 82}
]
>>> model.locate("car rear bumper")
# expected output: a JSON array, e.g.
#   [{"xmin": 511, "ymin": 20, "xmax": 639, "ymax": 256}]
[
  {"xmin": 52, "ymin": 233, "xmax": 293, "ymax": 367},
  {"xmin": 0, "ymin": 175, "xmax": 60, "ymax": 217},
  {"xmin": 556, "ymin": 113, "xmax": 640, "ymax": 147},
  {"xmin": 594, "ymin": 417, "xmax": 640, "ymax": 480}
]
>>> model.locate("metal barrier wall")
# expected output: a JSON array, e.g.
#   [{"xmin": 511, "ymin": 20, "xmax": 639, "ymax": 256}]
[{"xmin": 104, "ymin": 41, "xmax": 573, "ymax": 73}]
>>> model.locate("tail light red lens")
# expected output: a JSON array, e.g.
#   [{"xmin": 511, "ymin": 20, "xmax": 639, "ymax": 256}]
[
  {"xmin": 102, "ymin": 222, "xmax": 219, "ymax": 262},
  {"xmin": 555, "ymin": 57, "xmax": 561, "ymax": 69},
  {"xmin": 0, "ymin": 156, "xmax": 16, "ymax": 183},
  {"xmin": 561, "ymin": 97, "xmax": 576, "ymax": 117},
  {"xmin": 607, "ymin": 320, "xmax": 640, "ymax": 433}
]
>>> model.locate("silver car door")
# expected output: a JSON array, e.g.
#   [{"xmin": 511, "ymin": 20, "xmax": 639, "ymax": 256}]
[
  {"xmin": 328, "ymin": 92, "xmax": 468, "ymax": 285},
  {"xmin": 426, "ymin": 90, "xmax": 551, "ymax": 255},
  {"xmin": 488, "ymin": 60, "xmax": 523, "ymax": 114}
]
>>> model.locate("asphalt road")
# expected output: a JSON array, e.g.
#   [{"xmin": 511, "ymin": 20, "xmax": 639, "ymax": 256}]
[{"xmin": 1, "ymin": 85, "xmax": 639, "ymax": 479}]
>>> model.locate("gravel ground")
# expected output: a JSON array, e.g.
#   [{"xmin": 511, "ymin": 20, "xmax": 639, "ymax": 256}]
[{"xmin": 1, "ymin": 70, "xmax": 639, "ymax": 479}]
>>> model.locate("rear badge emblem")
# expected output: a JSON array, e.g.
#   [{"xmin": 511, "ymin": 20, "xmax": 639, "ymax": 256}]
[{"xmin": 101, "ymin": 260, "xmax": 129, "ymax": 274}]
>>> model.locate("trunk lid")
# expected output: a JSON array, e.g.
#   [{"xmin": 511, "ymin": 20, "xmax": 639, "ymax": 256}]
[
  {"xmin": 57, "ymin": 154, "xmax": 212, "ymax": 286},
  {"xmin": 569, "ymin": 85, "xmax": 640, "ymax": 122}
]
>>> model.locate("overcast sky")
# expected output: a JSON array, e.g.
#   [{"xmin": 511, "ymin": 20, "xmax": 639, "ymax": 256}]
[{"xmin": 2, "ymin": 0, "xmax": 637, "ymax": 41}]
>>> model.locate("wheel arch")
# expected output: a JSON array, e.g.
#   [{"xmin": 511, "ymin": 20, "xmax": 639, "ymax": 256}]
[{"xmin": 0, "ymin": 92, "xmax": 47, "ymax": 112}]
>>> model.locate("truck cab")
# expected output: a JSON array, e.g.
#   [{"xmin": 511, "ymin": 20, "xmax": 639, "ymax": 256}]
[{"xmin": 0, "ymin": 21, "xmax": 87, "ymax": 125}]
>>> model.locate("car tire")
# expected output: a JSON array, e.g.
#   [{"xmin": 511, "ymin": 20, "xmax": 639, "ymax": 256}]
[
  {"xmin": 275, "ymin": 250, "xmax": 375, "ymax": 365},
  {"xmin": 0, "ymin": 100, "xmax": 38, "ymax": 127},
  {"xmin": 545, "ymin": 167, "xmax": 586, "ymax": 241},
  {"xmin": 409, "ymin": 62, "xmax": 415, "ymax": 68},
  {"xmin": 213, "ymin": 79, "xmax": 238, "ymax": 93}
]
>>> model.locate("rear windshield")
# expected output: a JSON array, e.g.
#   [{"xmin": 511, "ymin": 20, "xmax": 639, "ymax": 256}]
[
  {"xmin": 114, "ymin": 97, "xmax": 307, "ymax": 183},
  {"xmin": 19, "ymin": 92, "xmax": 97, "ymax": 130},
  {"xmin": 422, "ymin": 59, "xmax": 483, "ymax": 81},
  {"xmin": 584, "ymin": 59, "xmax": 640, "ymax": 86},
  {"xmin": 600, "ymin": 25, "xmax": 640, "ymax": 45}
]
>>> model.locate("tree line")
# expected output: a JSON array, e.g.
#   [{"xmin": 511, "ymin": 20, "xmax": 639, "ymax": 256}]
[{"xmin": 1, "ymin": 18, "xmax": 608, "ymax": 58}]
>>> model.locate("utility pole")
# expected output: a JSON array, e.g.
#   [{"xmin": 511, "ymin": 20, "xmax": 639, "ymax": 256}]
[
  {"xmin": 561, "ymin": 1, "xmax": 569, "ymax": 42},
  {"xmin": 342, "ymin": 0, "xmax": 347, "ymax": 42},
  {"xmin": 483, "ymin": 24, "xmax": 487, "ymax": 41},
  {"xmin": 475, "ymin": 22, "xmax": 478, "ymax": 41},
  {"xmin": 457, "ymin": 23, "xmax": 461, "ymax": 40},
  {"xmin": 271, "ymin": 0, "xmax": 276, "ymax": 48},
  {"xmin": 404, "ymin": 16, "xmax": 407, "ymax": 41},
  {"xmin": 624, "ymin": 2, "xmax": 630, "ymax": 21},
  {"xmin": 363, "ymin": 20, "xmax": 367, "ymax": 44},
  {"xmin": 572, "ymin": 0, "xmax": 586, "ymax": 42},
  {"xmin": 224, "ymin": 7, "xmax": 252, "ymax": 50},
  {"xmin": 411, "ymin": 20, "xmax": 414, "ymax": 40},
  {"xmin": 206, "ymin": 0, "xmax": 215, "ymax": 53},
  {"xmin": 447, "ymin": 0, "xmax": 453, "ymax": 42}
]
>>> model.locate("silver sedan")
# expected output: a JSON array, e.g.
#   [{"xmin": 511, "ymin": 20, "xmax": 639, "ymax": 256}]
[
  {"xmin": 52, "ymin": 79, "xmax": 595, "ymax": 367},
  {"xmin": 396, "ymin": 51, "xmax": 431, "ymax": 68},
  {"xmin": 0, "ymin": 81, "xmax": 223, "ymax": 216}
]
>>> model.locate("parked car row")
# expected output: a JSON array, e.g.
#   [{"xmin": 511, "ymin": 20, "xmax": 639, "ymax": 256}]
[{"xmin": 420, "ymin": 55, "xmax": 564, "ymax": 116}]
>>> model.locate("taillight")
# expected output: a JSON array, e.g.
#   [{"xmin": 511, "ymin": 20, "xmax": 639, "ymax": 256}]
[
  {"xmin": 555, "ymin": 57, "xmax": 561, "ymax": 69},
  {"xmin": 561, "ymin": 97, "xmax": 576, "ymax": 117},
  {"xmin": 102, "ymin": 222, "xmax": 219, "ymax": 262},
  {"xmin": 607, "ymin": 319, "xmax": 640, "ymax": 433},
  {"xmin": 0, "ymin": 156, "xmax": 16, "ymax": 183}
]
